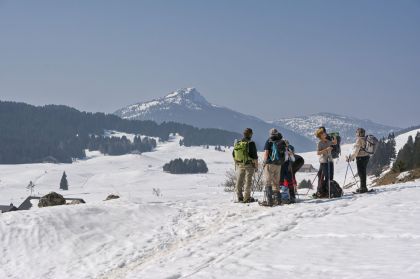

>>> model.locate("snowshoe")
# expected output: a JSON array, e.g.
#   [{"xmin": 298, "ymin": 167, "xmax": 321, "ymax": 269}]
[
  {"xmin": 235, "ymin": 197, "xmax": 258, "ymax": 204},
  {"xmin": 311, "ymin": 192, "xmax": 329, "ymax": 199},
  {"xmin": 258, "ymin": 200, "xmax": 282, "ymax": 207},
  {"xmin": 258, "ymin": 200, "xmax": 273, "ymax": 207},
  {"xmin": 353, "ymin": 188, "xmax": 375, "ymax": 194}
]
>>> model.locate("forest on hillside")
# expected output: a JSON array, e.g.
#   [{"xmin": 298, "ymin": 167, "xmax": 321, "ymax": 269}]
[{"xmin": 0, "ymin": 101, "xmax": 240, "ymax": 164}]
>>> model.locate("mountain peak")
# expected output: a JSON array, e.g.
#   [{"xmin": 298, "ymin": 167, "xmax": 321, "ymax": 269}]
[
  {"xmin": 114, "ymin": 88, "xmax": 211, "ymax": 120},
  {"xmin": 164, "ymin": 88, "xmax": 210, "ymax": 106}
]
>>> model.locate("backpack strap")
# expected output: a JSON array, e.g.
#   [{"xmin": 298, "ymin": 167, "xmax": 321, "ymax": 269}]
[{"xmin": 360, "ymin": 136, "xmax": 368, "ymax": 153}]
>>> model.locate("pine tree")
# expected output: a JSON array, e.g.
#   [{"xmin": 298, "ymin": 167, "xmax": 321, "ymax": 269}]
[
  {"xmin": 414, "ymin": 133, "xmax": 420, "ymax": 169},
  {"xmin": 367, "ymin": 133, "xmax": 396, "ymax": 176},
  {"xmin": 387, "ymin": 135, "xmax": 397, "ymax": 161},
  {"xmin": 394, "ymin": 136, "xmax": 415, "ymax": 172},
  {"xmin": 60, "ymin": 171, "xmax": 69, "ymax": 190}
]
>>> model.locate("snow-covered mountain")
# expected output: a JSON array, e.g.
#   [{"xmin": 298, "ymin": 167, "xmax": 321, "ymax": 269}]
[
  {"xmin": 115, "ymin": 88, "xmax": 315, "ymax": 151},
  {"xmin": 272, "ymin": 112, "xmax": 399, "ymax": 143}
]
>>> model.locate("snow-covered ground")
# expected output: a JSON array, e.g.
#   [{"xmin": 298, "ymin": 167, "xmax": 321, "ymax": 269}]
[
  {"xmin": 395, "ymin": 128, "xmax": 420, "ymax": 152},
  {"xmin": 1, "ymin": 134, "xmax": 420, "ymax": 279}
]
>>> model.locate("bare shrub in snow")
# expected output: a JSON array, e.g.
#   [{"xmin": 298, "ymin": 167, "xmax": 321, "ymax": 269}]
[
  {"xmin": 223, "ymin": 169, "xmax": 237, "ymax": 192},
  {"xmin": 152, "ymin": 188, "xmax": 162, "ymax": 197},
  {"xmin": 223, "ymin": 165, "xmax": 264, "ymax": 192}
]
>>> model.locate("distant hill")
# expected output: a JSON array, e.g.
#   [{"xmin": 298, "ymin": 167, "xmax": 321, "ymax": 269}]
[
  {"xmin": 114, "ymin": 88, "xmax": 314, "ymax": 151},
  {"xmin": 395, "ymin": 125, "xmax": 420, "ymax": 137},
  {"xmin": 0, "ymin": 101, "xmax": 240, "ymax": 164},
  {"xmin": 272, "ymin": 112, "xmax": 399, "ymax": 143}
]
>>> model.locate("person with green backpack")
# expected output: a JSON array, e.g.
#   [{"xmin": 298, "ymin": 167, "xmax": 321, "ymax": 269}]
[{"xmin": 233, "ymin": 128, "xmax": 258, "ymax": 203}]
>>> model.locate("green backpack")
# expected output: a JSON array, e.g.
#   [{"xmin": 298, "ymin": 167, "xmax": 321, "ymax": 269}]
[{"xmin": 233, "ymin": 140, "xmax": 251, "ymax": 164}]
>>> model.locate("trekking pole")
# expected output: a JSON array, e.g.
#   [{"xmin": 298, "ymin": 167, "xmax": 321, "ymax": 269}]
[
  {"xmin": 328, "ymin": 158, "xmax": 331, "ymax": 199},
  {"xmin": 295, "ymin": 183, "xmax": 300, "ymax": 202},
  {"xmin": 305, "ymin": 172, "xmax": 319, "ymax": 197},
  {"xmin": 343, "ymin": 161, "xmax": 349, "ymax": 188},
  {"xmin": 254, "ymin": 162, "xmax": 266, "ymax": 189},
  {"xmin": 251, "ymin": 171, "xmax": 257, "ymax": 199},
  {"xmin": 348, "ymin": 162, "xmax": 359, "ymax": 188}
]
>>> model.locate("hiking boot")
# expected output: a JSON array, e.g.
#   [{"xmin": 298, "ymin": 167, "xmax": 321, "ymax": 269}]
[
  {"xmin": 356, "ymin": 188, "xmax": 368, "ymax": 193},
  {"xmin": 313, "ymin": 192, "xmax": 329, "ymax": 199},
  {"xmin": 272, "ymin": 200, "xmax": 280, "ymax": 206},
  {"xmin": 243, "ymin": 197, "xmax": 256, "ymax": 203},
  {"xmin": 265, "ymin": 186, "xmax": 273, "ymax": 206},
  {"xmin": 259, "ymin": 200, "xmax": 273, "ymax": 207},
  {"xmin": 274, "ymin": 191, "xmax": 282, "ymax": 205}
]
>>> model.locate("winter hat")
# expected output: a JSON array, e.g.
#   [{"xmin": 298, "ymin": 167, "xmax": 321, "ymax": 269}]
[
  {"xmin": 356, "ymin": 128, "xmax": 366, "ymax": 137},
  {"xmin": 269, "ymin": 128, "xmax": 279, "ymax": 137},
  {"xmin": 243, "ymin": 128, "xmax": 253, "ymax": 138}
]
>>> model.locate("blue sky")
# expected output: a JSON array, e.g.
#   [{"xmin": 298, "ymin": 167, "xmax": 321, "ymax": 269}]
[{"xmin": 0, "ymin": 0, "xmax": 419, "ymax": 127}]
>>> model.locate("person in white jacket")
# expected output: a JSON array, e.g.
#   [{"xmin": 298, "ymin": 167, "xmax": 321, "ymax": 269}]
[{"xmin": 346, "ymin": 128, "xmax": 370, "ymax": 193}]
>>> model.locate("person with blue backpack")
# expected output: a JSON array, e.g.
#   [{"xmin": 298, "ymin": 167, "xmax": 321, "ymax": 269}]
[
  {"xmin": 233, "ymin": 128, "xmax": 258, "ymax": 203},
  {"xmin": 262, "ymin": 128, "xmax": 287, "ymax": 206}
]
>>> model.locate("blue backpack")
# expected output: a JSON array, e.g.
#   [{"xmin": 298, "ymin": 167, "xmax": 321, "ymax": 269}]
[{"xmin": 269, "ymin": 140, "xmax": 286, "ymax": 165}]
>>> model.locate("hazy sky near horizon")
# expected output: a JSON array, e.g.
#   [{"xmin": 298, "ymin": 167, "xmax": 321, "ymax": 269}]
[{"xmin": 1, "ymin": 0, "xmax": 419, "ymax": 128}]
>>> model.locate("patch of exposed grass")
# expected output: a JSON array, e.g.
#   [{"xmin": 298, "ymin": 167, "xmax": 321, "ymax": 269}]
[{"xmin": 374, "ymin": 168, "xmax": 420, "ymax": 186}]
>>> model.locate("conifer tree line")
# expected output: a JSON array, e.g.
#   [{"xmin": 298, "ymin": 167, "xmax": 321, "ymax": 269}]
[
  {"xmin": 87, "ymin": 135, "xmax": 157, "ymax": 156},
  {"xmin": 367, "ymin": 133, "xmax": 397, "ymax": 176},
  {"xmin": 393, "ymin": 132, "xmax": 420, "ymax": 172},
  {"xmin": 163, "ymin": 158, "xmax": 209, "ymax": 174},
  {"xmin": 0, "ymin": 101, "xmax": 240, "ymax": 164}
]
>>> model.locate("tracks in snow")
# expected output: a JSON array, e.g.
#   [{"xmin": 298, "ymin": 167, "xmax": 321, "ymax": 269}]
[{"xmin": 98, "ymin": 190, "xmax": 371, "ymax": 279}]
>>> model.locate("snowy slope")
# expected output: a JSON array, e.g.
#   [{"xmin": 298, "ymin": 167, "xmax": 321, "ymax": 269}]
[
  {"xmin": 1, "ymin": 132, "xmax": 420, "ymax": 279},
  {"xmin": 114, "ymin": 88, "xmax": 314, "ymax": 152},
  {"xmin": 272, "ymin": 112, "xmax": 399, "ymax": 143},
  {"xmin": 395, "ymin": 128, "xmax": 420, "ymax": 152}
]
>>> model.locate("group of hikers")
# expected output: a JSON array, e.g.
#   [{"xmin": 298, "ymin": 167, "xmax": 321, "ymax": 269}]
[{"xmin": 233, "ymin": 126, "xmax": 376, "ymax": 206}]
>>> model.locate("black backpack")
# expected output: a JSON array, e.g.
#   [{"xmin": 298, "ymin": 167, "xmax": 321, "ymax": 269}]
[
  {"xmin": 268, "ymin": 139, "xmax": 286, "ymax": 165},
  {"xmin": 328, "ymin": 132, "xmax": 341, "ymax": 159},
  {"xmin": 325, "ymin": 180, "xmax": 343, "ymax": 198}
]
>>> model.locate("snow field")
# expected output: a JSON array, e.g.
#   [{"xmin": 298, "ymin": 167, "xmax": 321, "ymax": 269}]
[{"xmin": 0, "ymin": 133, "xmax": 419, "ymax": 279}]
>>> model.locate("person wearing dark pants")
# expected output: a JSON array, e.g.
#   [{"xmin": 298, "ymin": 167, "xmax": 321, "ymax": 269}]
[
  {"xmin": 347, "ymin": 128, "xmax": 370, "ymax": 193},
  {"xmin": 320, "ymin": 161, "xmax": 334, "ymax": 181},
  {"xmin": 315, "ymin": 128, "xmax": 337, "ymax": 198},
  {"xmin": 356, "ymin": 156, "xmax": 370, "ymax": 190}
]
